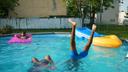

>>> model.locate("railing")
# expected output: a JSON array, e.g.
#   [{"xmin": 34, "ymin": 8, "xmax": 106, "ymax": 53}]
[{"xmin": 0, "ymin": 18, "xmax": 86, "ymax": 29}]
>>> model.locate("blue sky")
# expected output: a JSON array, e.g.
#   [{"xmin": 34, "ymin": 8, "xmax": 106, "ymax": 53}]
[{"xmin": 120, "ymin": 0, "xmax": 128, "ymax": 11}]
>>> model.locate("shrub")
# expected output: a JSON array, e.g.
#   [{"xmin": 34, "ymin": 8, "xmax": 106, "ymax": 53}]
[{"xmin": 0, "ymin": 25, "xmax": 13, "ymax": 34}]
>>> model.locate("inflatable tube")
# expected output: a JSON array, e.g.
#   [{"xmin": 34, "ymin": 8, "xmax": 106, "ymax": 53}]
[
  {"xmin": 8, "ymin": 34, "xmax": 32, "ymax": 43},
  {"xmin": 76, "ymin": 27, "xmax": 103, "ymax": 39},
  {"xmin": 93, "ymin": 35, "xmax": 122, "ymax": 48}
]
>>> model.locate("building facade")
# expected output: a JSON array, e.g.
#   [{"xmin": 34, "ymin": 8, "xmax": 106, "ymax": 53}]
[
  {"xmin": 9, "ymin": 0, "xmax": 122, "ymax": 24},
  {"xmin": 9, "ymin": 0, "xmax": 67, "ymax": 17},
  {"xmin": 96, "ymin": 0, "xmax": 120, "ymax": 24}
]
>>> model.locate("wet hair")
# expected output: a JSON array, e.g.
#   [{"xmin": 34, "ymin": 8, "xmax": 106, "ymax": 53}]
[
  {"xmin": 22, "ymin": 32, "xmax": 26, "ymax": 34},
  {"xmin": 21, "ymin": 32, "xmax": 26, "ymax": 36}
]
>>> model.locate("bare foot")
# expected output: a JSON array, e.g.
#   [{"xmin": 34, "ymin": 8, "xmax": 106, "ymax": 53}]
[
  {"xmin": 32, "ymin": 57, "xmax": 40, "ymax": 63},
  {"xmin": 92, "ymin": 24, "xmax": 96, "ymax": 31},
  {"xmin": 68, "ymin": 18, "xmax": 76, "ymax": 26}
]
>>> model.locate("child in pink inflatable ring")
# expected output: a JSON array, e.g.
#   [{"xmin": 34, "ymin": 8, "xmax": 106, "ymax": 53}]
[{"xmin": 16, "ymin": 32, "xmax": 30, "ymax": 39}]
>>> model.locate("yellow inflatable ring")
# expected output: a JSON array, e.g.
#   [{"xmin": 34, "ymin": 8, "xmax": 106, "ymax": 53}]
[{"xmin": 93, "ymin": 35, "xmax": 122, "ymax": 48}]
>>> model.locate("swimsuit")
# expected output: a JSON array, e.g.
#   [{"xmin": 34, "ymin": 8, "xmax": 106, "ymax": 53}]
[
  {"xmin": 28, "ymin": 59, "xmax": 53, "ymax": 72},
  {"xmin": 71, "ymin": 50, "xmax": 88, "ymax": 60},
  {"xmin": 40, "ymin": 59, "xmax": 50, "ymax": 65}
]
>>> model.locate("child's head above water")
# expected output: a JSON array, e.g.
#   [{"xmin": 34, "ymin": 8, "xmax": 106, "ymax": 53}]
[{"xmin": 21, "ymin": 32, "xmax": 26, "ymax": 36}]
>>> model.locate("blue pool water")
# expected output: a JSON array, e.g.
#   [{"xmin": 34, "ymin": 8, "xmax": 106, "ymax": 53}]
[{"xmin": 0, "ymin": 34, "xmax": 128, "ymax": 72}]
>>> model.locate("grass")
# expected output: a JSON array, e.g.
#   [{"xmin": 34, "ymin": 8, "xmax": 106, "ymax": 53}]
[
  {"xmin": 1, "ymin": 24, "xmax": 128, "ymax": 39},
  {"xmin": 96, "ymin": 24, "xmax": 128, "ymax": 39},
  {"xmin": 11, "ymin": 24, "xmax": 128, "ymax": 39},
  {"xmin": 12, "ymin": 28, "xmax": 71, "ymax": 33}
]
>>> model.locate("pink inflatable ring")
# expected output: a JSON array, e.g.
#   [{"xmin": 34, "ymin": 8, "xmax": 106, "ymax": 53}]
[{"xmin": 8, "ymin": 34, "xmax": 32, "ymax": 43}]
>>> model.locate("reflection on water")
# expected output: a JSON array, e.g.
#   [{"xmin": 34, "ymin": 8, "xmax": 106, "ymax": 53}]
[
  {"xmin": 92, "ymin": 46, "xmax": 117, "ymax": 59},
  {"xmin": 0, "ymin": 36, "xmax": 128, "ymax": 72},
  {"xmin": 122, "ymin": 40, "xmax": 128, "ymax": 51},
  {"xmin": 56, "ymin": 59, "xmax": 89, "ymax": 72},
  {"xmin": 115, "ymin": 57, "xmax": 128, "ymax": 72}
]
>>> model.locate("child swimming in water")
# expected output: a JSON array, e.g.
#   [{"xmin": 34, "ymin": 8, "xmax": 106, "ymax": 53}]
[
  {"xmin": 28, "ymin": 55, "xmax": 55, "ymax": 72},
  {"xmin": 17, "ymin": 32, "xmax": 29, "ymax": 39}
]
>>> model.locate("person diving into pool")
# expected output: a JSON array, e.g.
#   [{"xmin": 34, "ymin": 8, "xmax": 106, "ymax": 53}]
[
  {"xmin": 68, "ymin": 19, "xmax": 96, "ymax": 60},
  {"xmin": 28, "ymin": 55, "xmax": 55, "ymax": 72}
]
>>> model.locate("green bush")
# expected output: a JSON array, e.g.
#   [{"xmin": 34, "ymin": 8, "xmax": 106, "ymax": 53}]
[{"xmin": 0, "ymin": 25, "xmax": 13, "ymax": 34}]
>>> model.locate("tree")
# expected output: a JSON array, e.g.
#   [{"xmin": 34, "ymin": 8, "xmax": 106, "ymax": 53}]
[
  {"xmin": 64, "ymin": 0, "xmax": 115, "ymax": 27},
  {"xmin": 64, "ymin": 0, "xmax": 79, "ymax": 17},
  {"xmin": 87, "ymin": 0, "xmax": 114, "ymax": 27},
  {"xmin": 0, "ymin": 0, "xmax": 19, "ymax": 17}
]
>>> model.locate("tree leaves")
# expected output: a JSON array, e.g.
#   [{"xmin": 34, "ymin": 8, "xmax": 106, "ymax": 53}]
[
  {"xmin": 0, "ymin": 0, "xmax": 19, "ymax": 17},
  {"xmin": 64, "ymin": 0, "xmax": 114, "ymax": 16}
]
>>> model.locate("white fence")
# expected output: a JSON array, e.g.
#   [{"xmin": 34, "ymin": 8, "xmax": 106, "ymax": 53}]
[{"xmin": 0, "ymin": 18, "xmax": 90, "ymax": 29}]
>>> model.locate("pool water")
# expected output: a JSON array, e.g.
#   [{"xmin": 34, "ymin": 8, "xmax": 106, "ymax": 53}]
[{"xmin": 0, "ymin": 34, "xmax": 128, "ymax": 72}]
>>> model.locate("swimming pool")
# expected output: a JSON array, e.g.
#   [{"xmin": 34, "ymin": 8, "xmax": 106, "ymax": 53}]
[{"xmin": 0, "ymin": 34, "xmax": 128, "ymax": 72}]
